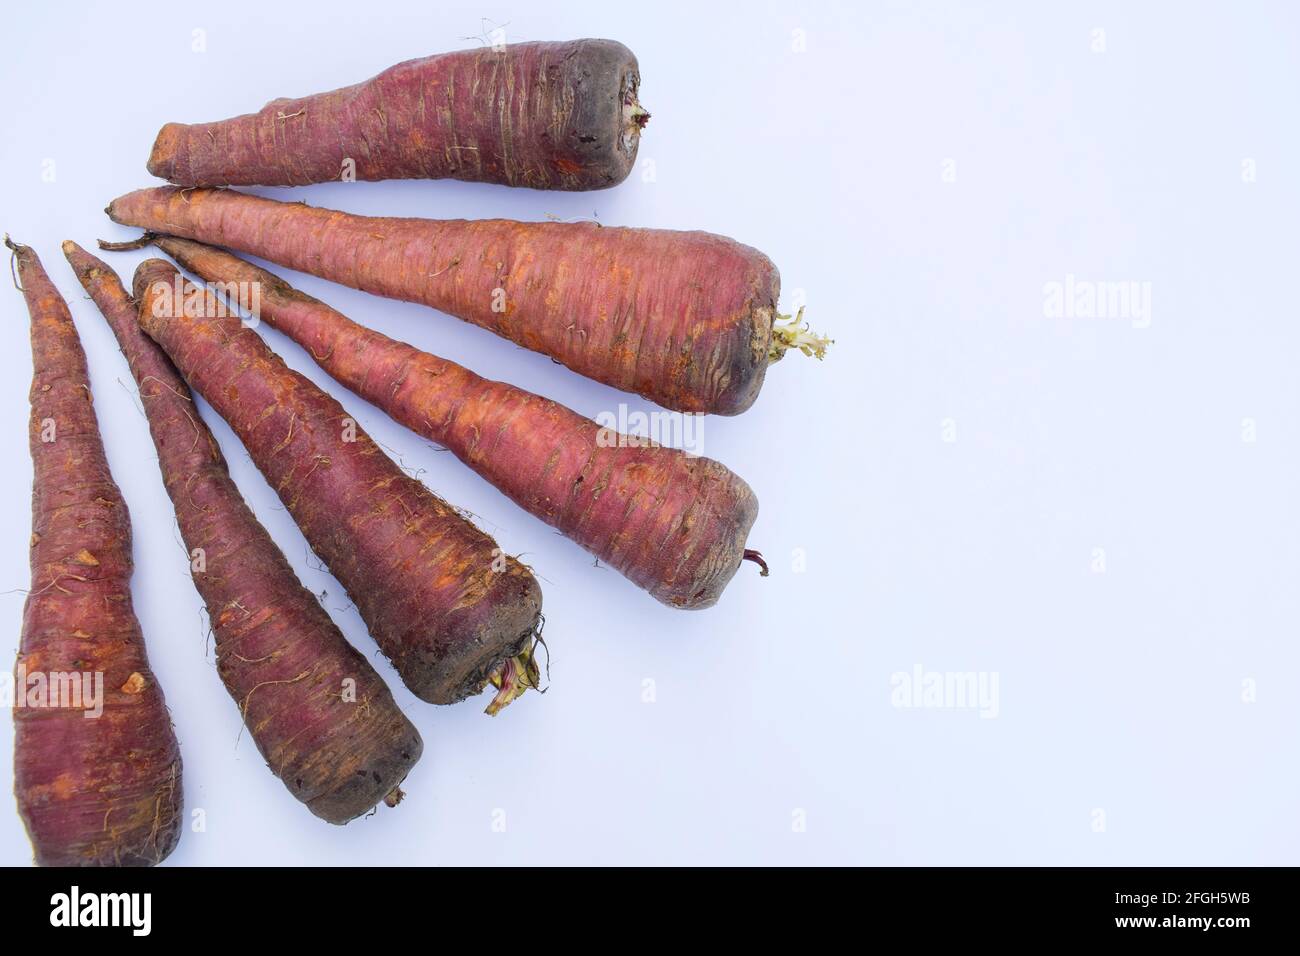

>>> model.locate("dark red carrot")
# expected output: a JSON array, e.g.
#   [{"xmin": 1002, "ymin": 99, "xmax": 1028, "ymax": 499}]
[
  {"xmin": 104, "ymin": 188, "xmax": 830, "ymax": 416},
  {"xmin": 62, "ymin": 242, "xmax": 423, "ymax": 821},
  {"xmin": 130, "ymin": 235, "xmax": 764, "ymax": 609},
  {"xmin": 129, "ymin": 258, "xmax": 543, "ymax": 710},
  {"xmin": 8, "ymin": 237, "xmax": 182, "ymax": 866},
  {"xmin": 147, "ymin": 39, "xmax": 647, "ymax": 191}
]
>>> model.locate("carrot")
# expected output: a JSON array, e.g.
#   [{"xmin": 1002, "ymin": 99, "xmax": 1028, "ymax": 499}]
[
  {"xmin": 104, "ymin": 188, "xmax": 830, "ymax": 415},
  {"xmin": 147, "ymin": 39, "xmax": 647, "ymax": 192},
  {"xmin": 62, "ymin": 242, "xmax": 423, "ymax": 822},
  {"xmin": 128, "ymin": 258, "xmax": 543, "ymax": 710},
  {"xmin": 7, "ymin": 237, "xmax": 182, "ymax": 866},
  {"xmin": 134, "ymin": 235, "xmax": 766, "ymax": 609}
]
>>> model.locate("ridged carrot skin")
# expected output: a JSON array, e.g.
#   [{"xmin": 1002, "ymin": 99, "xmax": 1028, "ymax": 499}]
[
  {"xmin": 105, "ymin": 186, "xmax": 785, "ymax": 415},
  {"xmin": 146, "ymin": 236, "xmax": 763, "ymax": 609},
  {"xmin": 63, "ymin": 243, "xmax": 423, "ymax": 822},
  {"xmin": 130, "ymin": 258, "xmax": 543, "ymax": 709},
  {"xmin": 9, "ymin": 239, "xmax": 182, "ymax": 866},
  {"xmin": 147, "ymin": 40, "xmax": 646, "ymax": 192}
]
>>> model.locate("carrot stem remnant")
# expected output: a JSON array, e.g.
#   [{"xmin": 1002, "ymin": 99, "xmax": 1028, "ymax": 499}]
[
  {"xmin": 769, "ymin": 307, "xmax": 833, "ymax": 362},
  {"xmin": 485, "ymin": 637, "xmax": 543, "ymax": 716}
]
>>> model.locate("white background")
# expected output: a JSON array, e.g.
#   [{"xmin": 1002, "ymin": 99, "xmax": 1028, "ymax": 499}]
[{"xmin": 2, "ymin": 1, "xmax": 1298, "ymax": 866}]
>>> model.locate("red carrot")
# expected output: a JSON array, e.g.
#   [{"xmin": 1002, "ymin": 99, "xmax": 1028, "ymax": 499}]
[
  {"xmin": 8, "ymin": 237, "xmax": 182, "ymax": 866},
  {"xmin": 130, "ymin": 235, "xmax": 765, "ymax": 609},
  {"xmin": 147, "ymin": 40, "xmax": 647, "ymax": 191},
  {"xmin": 128, "ymin": 258, "xmax": 542, "ymax": 710},
  {"xmin": 104, "ymin": 187, "xmax": 830, "ymax": 415},
  {"xmin": 63, "ymin": 243, "xmax": 423, "ymax": 822}
]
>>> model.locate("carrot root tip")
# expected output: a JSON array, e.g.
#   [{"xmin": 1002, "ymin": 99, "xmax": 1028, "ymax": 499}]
[
  {"xmin": 98, "ymin": 233, "xmax": 158, "ymax": 252},
  {"xmin": 6, "ymin": 236, "xmax": 23, "ymax": 290},
  {"xmin": 769, "ymin": 306, "xmax": 833, "ymax": 362}
]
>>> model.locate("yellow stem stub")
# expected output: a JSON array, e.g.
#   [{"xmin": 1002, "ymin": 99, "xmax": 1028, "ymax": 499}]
[
  {"xmin": 769, "ymin": 307, "xmax": 833, "ymax": 362},
  {"xmin": 485, "ymin": 640, "xmax": 542, "ymax": 715}
]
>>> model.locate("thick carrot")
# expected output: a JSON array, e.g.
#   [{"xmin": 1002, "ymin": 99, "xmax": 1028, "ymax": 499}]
[
  {"xmin": 129, "ymin": 258, "xmax": 543, "ymax": 710},
  {"xmin": 62, "ymin": 242, "xmax": 423, "ymax": 822},
  {"xmin": 8, "ymin": 237, "xmax": 182, "ymax": 866},
  {"xmin": 132, "ymin": 235, "xmax": 765, "ymax": 609},
  {"xmin": 104, "ymin": 188, "xmax": 830, "ymax": 415},
  {"xmin": 147, "ymin": 40, "xmax": 647, "ymax": 191}
]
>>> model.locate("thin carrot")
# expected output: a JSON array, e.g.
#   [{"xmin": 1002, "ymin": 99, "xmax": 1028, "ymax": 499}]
[{"xmin": 8, "ymin": 237, "xmax": 182, "ymax": 865}]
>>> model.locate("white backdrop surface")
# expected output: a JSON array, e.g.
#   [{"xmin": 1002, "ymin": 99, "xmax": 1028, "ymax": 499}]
[{"xmin": 1, "ymin": 0, "xmax": 1297, "ymax": 865}]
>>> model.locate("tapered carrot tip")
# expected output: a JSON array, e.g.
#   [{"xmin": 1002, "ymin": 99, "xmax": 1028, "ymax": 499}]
[{"xmin": 97, "ymin": 233, "xmax": 156, "ymax": 252}]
